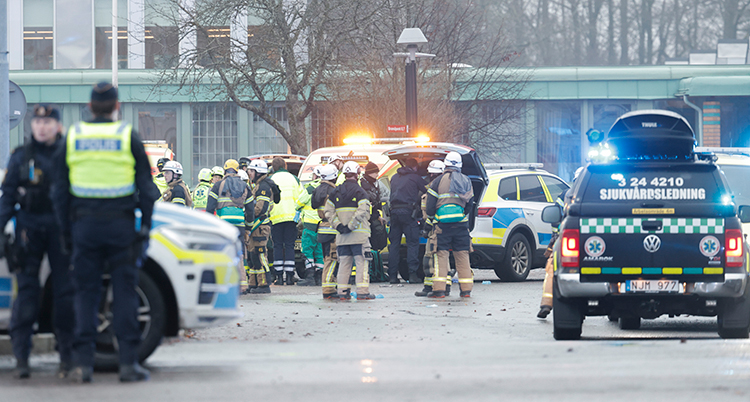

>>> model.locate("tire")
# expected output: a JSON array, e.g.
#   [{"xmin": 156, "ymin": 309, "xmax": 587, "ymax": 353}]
[
  {"xmin": 619, "ymin": 315, "xmax": 641, "ymax": 330},
  {"xmin": 718, "ymin": 284, "xmax": 750, "ymax": 339},
  {"xmin": 552, "ymin": 276, "xmax": 582, "ymax": 340},
  {"xmin": 94, "ymin": 272, "xmax": 167, "ymax": 371},
  {"xmin": 607, "ymin": 311, "xmax": 619, "ymax": 322},
  {"xmin": 495, "ymin": 233, "xmax": 531, "ymax": 282}
]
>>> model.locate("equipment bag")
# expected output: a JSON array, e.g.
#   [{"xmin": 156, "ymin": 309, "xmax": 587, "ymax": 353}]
[
  {"xmin": 436, "ymin": 204, "xmax": 465, "ymax": 223},
  {"xmin": 368, "ymin": 250, "xmax": 388, "ymax": 283},
  {"xmin": 369, "ymin": 218, "xmax": 388, "ymax": 251}
]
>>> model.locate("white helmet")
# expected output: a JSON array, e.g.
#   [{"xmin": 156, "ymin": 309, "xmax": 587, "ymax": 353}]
[
  {"xmin": 248, "ymin": 159, "xmax": 268, "ymax": 174},
  {"xmin": 427, "ymin": 159, "xmax": 445, "ymax": 174},
  {"xmin": 312, "ymin": 165, "xmax": 323, "ymax": 178},
  {"xmin": 444, "ymin": 151, "xmax": 462, "ymax": 169},
  {"xmin": 162, "ymin": 161, "xmax": 183, "ymax": 176},
  {"xmin": 319, "ymin": 164, "xmax": 338, "ymax": 180},
  {"xmin": 342, "ymin": 161, "xmax": 360, "ymax": 175},
  {"xmin": 238, "ymin": 169, "xmax": 249, "ymax": 181},
  {"xmin": 329, "ymin": 155, "xmax": 343, "ymax": 165}
]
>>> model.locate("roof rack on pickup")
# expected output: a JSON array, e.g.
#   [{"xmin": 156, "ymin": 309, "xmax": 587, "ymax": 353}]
[
  {"xmin": 695, "ymin": 147, "xmax": 750, "ymax": 157},
  {"xmin": 483, "ymin": 163, "xmax": 543, "ymax": 170}
]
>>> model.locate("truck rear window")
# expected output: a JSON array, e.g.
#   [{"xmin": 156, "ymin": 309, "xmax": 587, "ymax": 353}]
[{"xmin": 581, "ymin": 163, "xmax": 725, "ymax": 204}]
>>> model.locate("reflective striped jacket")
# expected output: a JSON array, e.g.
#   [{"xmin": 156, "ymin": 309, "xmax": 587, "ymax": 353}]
[{"xmin": 324, "ymin": 178, "xmax": 371, "ymax": 245}]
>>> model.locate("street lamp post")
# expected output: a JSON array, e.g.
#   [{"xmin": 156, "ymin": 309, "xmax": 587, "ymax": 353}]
[{"xmin": 394, "ymin": 28, "xmax": 434, "ymax": 136}]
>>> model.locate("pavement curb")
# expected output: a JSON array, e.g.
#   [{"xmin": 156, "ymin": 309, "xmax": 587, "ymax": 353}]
[{"xmin": 0, "ymin": 334, "xmax": 57, "ymax": 356}]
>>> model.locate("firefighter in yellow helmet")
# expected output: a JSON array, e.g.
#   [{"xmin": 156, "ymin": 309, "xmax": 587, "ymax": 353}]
[
  {"xmin": 210, "ymin": 166, "xmax": 224, "ymax": 184},
  {"xmin": 192, "ymin": 168, "xmax": 213, "ymax": 211}
]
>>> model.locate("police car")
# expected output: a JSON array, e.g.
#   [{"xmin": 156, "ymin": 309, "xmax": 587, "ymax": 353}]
[
  {"xmin": 543, "ymin": 110, "xmax": 750, "ymax": 340},
  {"xmin": 473, "ymin": 165, "xmax": 569, "ymax": 281},
  {"xmin": 0, "ymin": 203, "xmax": 243, "ymax": 369}
]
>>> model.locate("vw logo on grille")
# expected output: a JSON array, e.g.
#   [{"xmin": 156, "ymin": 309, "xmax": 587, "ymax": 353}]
[{"xmin": 643, "ymin": 234, "xmax": 661, "ymax": 253}]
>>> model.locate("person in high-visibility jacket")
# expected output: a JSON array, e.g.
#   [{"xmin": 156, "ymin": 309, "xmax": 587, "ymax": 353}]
[
  {"xmin": 160, "ymin": 161, "xmax": 192, "ymax": 207},
  {"xmin": 415, "ymin": 160, "xmax": 448, "ymax": 297},
  {"xmin": 324, "ymin": 161, "xmax": 374, "ymax": 300},
  {"xmin": 51, "ymin": 82, "xmax": 160, "ymax": 383},
  {"xmin": 425, "ymin": 152, "xmax": 475, "ymax": 298},
  {"xmin": 245, "ymin": 159, "xmax": 279, "ymax": 294},
  {"xmin": 210, "ymin": 166, "xmax": 224, "ymax": 184},
  {"xmin": 153, "ymin": 157, "xmax": 169, "ymax": 195},
  {"xmin": 192, "ymin": 168, "xmax": 213, "ymax": 211},
  {"xmin": 206, "ymin": 159, "xmax": 253, "ymax": 240},
  {"xmin": 296, "ymin": 166, "xmax": 324, "ymax": 286},
  {"xmin": 269, "ymin": 157, "xmax": 303, "ymax": 285},
  {"xmin": 312, "ymin": 164, "xmax": 339, "ymax": 299}
]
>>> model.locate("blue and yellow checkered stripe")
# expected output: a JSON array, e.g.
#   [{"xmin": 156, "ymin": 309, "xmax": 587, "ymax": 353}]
[
  {"xmin": 581, "ymin": 218, "xmax": 724, "ymax": 234},
  {"xmin": 581, "ymin": 267, "xmax": 724, "ymax": 275}
]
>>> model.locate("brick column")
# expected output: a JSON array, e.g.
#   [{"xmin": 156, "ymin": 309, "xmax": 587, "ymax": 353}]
[{"xmin": 703, "ymin": 101, "xmax": 721, "ymax": 147}]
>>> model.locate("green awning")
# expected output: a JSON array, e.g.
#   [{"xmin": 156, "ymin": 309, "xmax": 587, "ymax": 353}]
[{"xmin": 677, "ymin": 76, "xmax": 750, "ymax": 97}]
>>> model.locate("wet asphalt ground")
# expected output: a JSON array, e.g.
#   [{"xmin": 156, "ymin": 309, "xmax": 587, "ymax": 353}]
[{"xmin": 3, "ymin": 269, "xmax": 750, "ymax": 401}]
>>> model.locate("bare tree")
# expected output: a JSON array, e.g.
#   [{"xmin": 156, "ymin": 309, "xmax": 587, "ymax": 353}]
[{"xmin": 150, "ymin": 0, "xmax": 381, "ymax": 155}]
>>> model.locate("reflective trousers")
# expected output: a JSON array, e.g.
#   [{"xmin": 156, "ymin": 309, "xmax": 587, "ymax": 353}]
[
  {"xmin": 432, "ymin": 223, "xmax": 473, "ymax": 292},
  {"xmin": 422, "ymin": 229, "xmax": 438, "ymax": 286},
  {"xmin": 336, "ymin": 244, "xmax": 369, "ymax": 294},
  {"xmin": 301, "ymin": 228, "xmax": 323, "ymax": 272},
  {"xmin": 10, "ymin": 223, "xmax": 74, "ymax": 364},
  {"xmin": 247, "ymin": 225, "xmax": 271, "ymax": 288},
  {"xmin": 70, "ymin": 217, "xmax": 141, "ymax": 367},
  {"xmin": 540, "ymin": 255, "xmax": 554, "ymax": 308},
  {"xmin": 271, "ymin": 221, "xmax": 297, "ymax": 274},
  {"xmin": 321, "ymin": 240, "xmax": 337, "ymax": 296}
]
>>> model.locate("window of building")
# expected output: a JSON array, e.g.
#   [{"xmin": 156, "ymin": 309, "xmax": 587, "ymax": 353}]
[
  {"xmin": 311, "ymin": 105, "xmax": 339, "ymax": 149},
  {"xmin": 192, "ymin": 103, "xmax": 238, "ymax": 183},
  {"xmin": 95, "ymin": 27, "xmax": 128, "ymax": 69},
  {"xmin": 251, "ymin": 106, "xmax": 289, "ymax": 154},
  {"xmin": 94, "ymin": 0, "xmax": 128, "ymax": 69},
  {"xmin": 498, "ymin": 177, "xmax": 517, "ymax": 200},
  {"xmin": 138, "ymin": 106, "xmax": 178, "ymax": 159},
  {"xmin": 23, "ymin": 0, "xmax": 53, "ymax": 69},
  {"xmin": 145, "ymin": 26, "xmax": 179, "ymax": 69},
  {"xmin": 518, "ymin": 175, "xmax": 547, "ymax": 202},
  {"xmin": 144, "ymin": 0, "xmax": 179, "ymax": 69},
  {"xmin": 537, "ymin": 101, "xmax": 581, "ymax": 183},
  {"xmin": 196, "ymin": 26, "xmax": 230, "ymax": 67}
]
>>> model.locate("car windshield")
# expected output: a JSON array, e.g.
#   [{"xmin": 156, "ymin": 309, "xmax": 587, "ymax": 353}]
[{"xmin": 719, "ymin": 165, "xmax": 750, "ymax": 205}]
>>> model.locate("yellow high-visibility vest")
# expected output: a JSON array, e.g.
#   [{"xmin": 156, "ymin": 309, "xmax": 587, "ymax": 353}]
[{"xmin": 66, "ymin": 121, "xmax": 136, "ymax": 198}]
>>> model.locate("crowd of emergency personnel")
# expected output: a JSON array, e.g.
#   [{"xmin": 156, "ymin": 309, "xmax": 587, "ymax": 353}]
[{"xmin": 2, "ymin": 81, "xmax": 545, "ymax": 384}]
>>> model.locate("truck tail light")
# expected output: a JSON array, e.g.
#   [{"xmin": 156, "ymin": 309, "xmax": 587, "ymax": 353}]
[
  {"xmin": 477, "ymin": 207, "xmax": 496, "ymax": 217},
  {"xmin": 725, "ymin": 229, "xmax": 744, "ymax": 268},
  {"xmin": 561, "ymin": 229, "xmax": 580, "ymax": 268}
]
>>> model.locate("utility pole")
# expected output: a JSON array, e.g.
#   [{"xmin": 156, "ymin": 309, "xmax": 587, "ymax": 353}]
[{"xmin": 0, "ymin": 0, "xmax": 10, "ymax": 167}]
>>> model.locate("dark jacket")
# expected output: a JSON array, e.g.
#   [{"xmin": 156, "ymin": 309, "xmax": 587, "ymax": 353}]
[
  {"xmin": 51, "ymin": 117, "xmax": 160, "ymax": 234},
  {"xmin": 206, "ymin": 174, "xmax": 255, "ymax": 226},
  {"xmin": 389, "ymin": 166, "xmax": 427, "ymax": 211},
  {"xmin": 0, "ymin": 136, "xmax": 62, "ymax": 228},
  {"xmin": 360, "ymin": 175, "xmax": 382, "ymax": 220}
]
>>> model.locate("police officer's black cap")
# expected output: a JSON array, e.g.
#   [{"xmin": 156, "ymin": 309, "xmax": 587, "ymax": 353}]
[
  {"xmin": 91, "ymin": 82, "xmax": 118, "ymax": 102},
  {"xmin": 32, "ymin": 104, "xmax": 61, "ymax": 121}
]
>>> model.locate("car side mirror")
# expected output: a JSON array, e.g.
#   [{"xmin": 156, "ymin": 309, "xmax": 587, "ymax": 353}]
[
  {"xmin": 739, "ymin": 205, "xmax": 750, "ymax": 223},
  {"xmin": 542, "ymin": 205, "xmax": 563, "ymax": 224}
]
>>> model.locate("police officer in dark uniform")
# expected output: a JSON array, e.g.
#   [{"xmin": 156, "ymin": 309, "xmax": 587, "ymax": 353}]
[
  {"xmin": 51, "ymin": 82, "xmax": 160, "ymax": 383},
  {"xmin": 387, "ymin": 158, "xmax": 427, "ymax": 283},
  {"xmin": 0, "ymin": 105, "xmax": 75, "ymax": 379}
]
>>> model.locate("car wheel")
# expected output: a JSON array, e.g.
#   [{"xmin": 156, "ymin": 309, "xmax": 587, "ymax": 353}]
[
  {"xmin": 552, "ymin": 277, "xmax": 582, "ymax": 340},
  {"xmin": 94, "ymin": 272, "xmax": 167, "ymax": 371},
  {"xmin": 495, "ymin": 233, "xmax": 531, "ymax": 282},
  {"xmin": 619, "ymin": 315, "xmax": 641, "ymax": 330}
]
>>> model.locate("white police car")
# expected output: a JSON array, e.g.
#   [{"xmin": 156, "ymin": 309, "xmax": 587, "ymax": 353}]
[
  {"xmin": 0, "ymin": 203, "xmax": 243, "ymax": 369},
  {"xmin": 472, "ymin": 165, "xmax": 569, "ymax": 281}
]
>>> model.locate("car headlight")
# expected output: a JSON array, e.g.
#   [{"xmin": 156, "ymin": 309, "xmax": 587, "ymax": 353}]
[{"xmin": 160, "ymin": 227, "xmax": 232, "ymax": 252}]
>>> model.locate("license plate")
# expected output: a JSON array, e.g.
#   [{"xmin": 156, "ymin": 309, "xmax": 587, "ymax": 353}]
[{"xmin": 620, "ymin": 280, "xmax": 683, "ymax": 293}]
